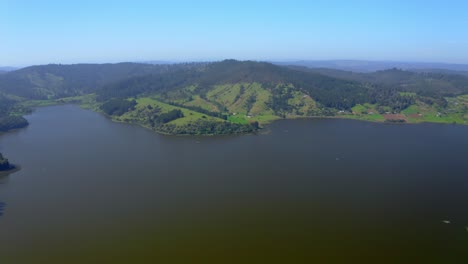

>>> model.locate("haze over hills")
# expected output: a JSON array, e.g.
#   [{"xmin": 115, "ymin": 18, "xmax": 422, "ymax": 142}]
[
  {"xmin": 273, "ymin": 60, "xmax": 468, "ymax": 73},
  {"xmin": 4, "ymin": 59, "xmax": 468, "ymax": 74},
  {"xmin": 1, "ymin": 59, "xmax": 468, "ymax": 135},
  {"xmin": 0, "ymin": 62, "xmax": 193, "ymax": 99},
  {"xmin": 0, "ymin": 67, "xmax": 18, "ymax": 73}
]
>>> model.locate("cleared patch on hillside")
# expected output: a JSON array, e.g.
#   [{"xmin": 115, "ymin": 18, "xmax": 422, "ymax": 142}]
[
  {"xmin": 115, "ymin": 97, "xmax": 224, "ymax": 128},
  {"xmin": 206, "ymin": 83, "xmax": 279, "ymax": 123},
  {"xmin": 287, "ymin": 91, "xmax": 317, "ymax": 116},
  {"xmin": 184, "ymin": 95, "xmax": 220, "ymax": 112}
]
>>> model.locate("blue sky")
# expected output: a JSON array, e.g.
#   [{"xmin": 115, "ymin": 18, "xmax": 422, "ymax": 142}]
[{"xmin": 1, "ymin": 0, "xmax": 468, "ymax": 66}]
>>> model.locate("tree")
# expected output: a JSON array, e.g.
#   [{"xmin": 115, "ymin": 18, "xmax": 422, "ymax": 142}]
[
  {"xmin": 249, "ymin": 120, "xmax": 260, "ymax": 129},
  {"xmin": 0, "ymin": 153, "xmax": 13, "ymax": 171},
  {"xmin": 100, "ymin": 99, "xmax": 137, "ymax": 116}
]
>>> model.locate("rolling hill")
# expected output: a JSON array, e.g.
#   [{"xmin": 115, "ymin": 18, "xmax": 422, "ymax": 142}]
[
  {"xmin": 0, "ymin": 62, "xmax": 201, "ymax": 99},
  {"xmin": 1, "ymin": 60, "xmax": 468, "ymax": 134}
]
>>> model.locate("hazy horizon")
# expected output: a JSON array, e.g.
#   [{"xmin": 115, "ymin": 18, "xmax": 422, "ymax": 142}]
[
  {"xmin": 2, "ymin": 0, "xmax": 468, "ymax": 66},
  {"xmin": 3, "ymin": 59, "xmax": 468, "ymax": 70}
]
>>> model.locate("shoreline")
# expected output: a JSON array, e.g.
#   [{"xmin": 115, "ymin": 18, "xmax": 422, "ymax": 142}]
[
  {"xmin": 9, "ymin": 102, "xmax": 468, "ymax": 138},
  {"xmin": 0, "ymin": 164, "xmax": 21, "ymax": 177},
  {"xmin": 106, "ymin": 112, "xmax": 466, "ymax": 137}
]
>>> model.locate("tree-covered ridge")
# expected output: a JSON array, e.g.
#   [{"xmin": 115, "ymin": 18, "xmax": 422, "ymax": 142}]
[
  {"xmin": 0, "ymin": 95, "xmax": 29, "ymax": 132},
  {"xmin": 96, "ymin": 66, "xmax": 203, "ymax": 101},
  {"xmin": 1, "ymin": 60, "xmax": 468, "ymax": 135},
  {"xmin": 97, "ymin": 60, "xmax": 372, "ymax": 110},
  {"xmin": 0, "ymin": 62, "xmax": 204, "ymax": 100},
  {"xmin": 302, "ymin": 67, "xmax": 468, "ymax": 98},
  {"xmin": 0, "ymin": 115, "xmax": 29, "ymax": 132}
]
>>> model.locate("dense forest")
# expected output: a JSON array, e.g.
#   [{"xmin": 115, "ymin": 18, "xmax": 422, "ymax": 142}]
[
  {"xmin": 100, "ymin": 98, "xmax": 137, "ymax": 116},
  {"xmin": 158, "ymin": 120, "xmax": 257, "ymax": 135},
  {"xmin": 0, "ymin": 63, "xmax": 203, "ymax": 99},
  {"xmin": 0, "ymin": 60, "xmax": 468, "ymax": 135},
  {"xmin": 0, "ymin": 95, "xmax": 29, "ymax": 132}
]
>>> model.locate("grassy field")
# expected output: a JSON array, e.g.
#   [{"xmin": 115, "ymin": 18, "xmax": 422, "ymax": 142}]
[
  {"xmin": 206, "ymin": 83, "xmax": 267, "ymax": 115},
  {"xmin": 344, "ymin": 103, "xmax": 385, "ymax": 122},
  {"xmin": 161, "ymin": 83, "xmax": 283, "ymax": 125},
  {"xmin": 184, "ymin": 95, "xmax": 220, "ymax": 112},
  {"xmin": 401, "ymin": 105, "xmax": 420, "ymax": 115},
  {"xmin": 351, "ymin": 103, "xmax": 379, "ymax": 115},
  {"xmin": 401, "ymin": 98, "xmax": 468, "ymax": 124},
  {"xmin": 116, "ymin": 97, "xmax": 225, "ymax": 128},
  {"xmin": 344, "ymin": 97, "xmax": 468, "ymax": 125},
  {"xmin": 205, "ymin": 83, "xmax": 317, "ymax": 124}
]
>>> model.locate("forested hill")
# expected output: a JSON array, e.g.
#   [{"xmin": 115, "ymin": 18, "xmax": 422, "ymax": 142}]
[
  {"xmin": 0, "ymin": 62, "xmax": 202, "ymax": 99},
  {"xmin": 97, "ymin": 60, "xmax": 371, "ymax": 109},
  {"xmin": 293, "ymin": 67, "xmax": 468, "ymax": 97},
  {"xmin": 1, "ymin": 60, "xmax": 468, "ymax": 135},
  {"xmin": 0, "ymin": 95, "xmax": 28, "ymax": 132}
]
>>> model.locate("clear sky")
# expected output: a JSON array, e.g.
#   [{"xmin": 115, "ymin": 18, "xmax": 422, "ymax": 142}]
[{"xmin": 1, "ymin": 0, "xmax": 468, "ymax": 66}]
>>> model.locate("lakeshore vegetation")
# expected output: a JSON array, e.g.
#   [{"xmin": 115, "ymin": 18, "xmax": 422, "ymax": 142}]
[
  {"xmin": 1, "ymin": 60, "xmax": 468, "ymax": 135},
  {"xmin": 0, "ymin": 152, "xmax": 14, "ymax": 171}
]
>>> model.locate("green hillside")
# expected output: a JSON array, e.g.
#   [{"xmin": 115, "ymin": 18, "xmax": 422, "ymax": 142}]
[
  {"xmin": 0, "ymin": 94, "xmax": 29, "ymax": 132},
  {"xmin": 0, "ymin": 62, "xmax": 202, "ymax": 99},
  {"xmin": 1, "ymin": 60, "xmax": 468, "ymax": 134}
]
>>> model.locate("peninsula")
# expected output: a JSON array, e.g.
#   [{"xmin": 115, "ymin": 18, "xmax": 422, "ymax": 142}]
[{"xmin": 1, "ymin": 60, "xmax": 467, "ymax": 135}]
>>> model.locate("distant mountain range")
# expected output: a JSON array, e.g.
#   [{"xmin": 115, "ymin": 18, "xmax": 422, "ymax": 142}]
[
  {"xmin": 0, "ymin": 67, "xmax": 18, "ymax": 73},
  {"xmin": 4, "ymin": 60, "xmax": 468, "ymax": 74},
  {"xmin": 273, "ymin": 60, "xmax": 468, "ymax": 73},
  {"xmin": 141, "ymin": 60, "xmax": 176, "ymax": 65}
]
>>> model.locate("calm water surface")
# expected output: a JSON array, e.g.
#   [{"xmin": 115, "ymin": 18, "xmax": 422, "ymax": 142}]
[{"xmin": 1, "ymin": 105, "xmax": 468, "ymax": 263}]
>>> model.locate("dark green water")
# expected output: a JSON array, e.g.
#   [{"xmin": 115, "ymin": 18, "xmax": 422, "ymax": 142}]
[{"xmin": 1, "ymin": 105, "xmax": 467, "ymax": 263}]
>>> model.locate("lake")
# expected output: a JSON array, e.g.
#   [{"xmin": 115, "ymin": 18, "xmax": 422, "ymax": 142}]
[{"xmin": 1, "ymin": 105, "xmax": 468, "ymax": 263}]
